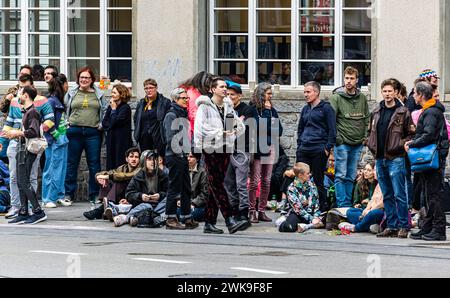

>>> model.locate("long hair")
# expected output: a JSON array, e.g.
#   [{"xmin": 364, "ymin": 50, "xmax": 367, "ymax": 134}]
[
  {"xmin": 180, "ymin": 71, "xmax": 214, "ymax": 96},
  {"xmin": 357, "ymin": 161, "xmax": 376, "ymax": 200},
  {"xmin": 251, "ymin": 82, "xmax": 272, "ymax": 110},
  {"xmin": 48, "ymin": 73, "xmax": 68, "ymax": 109}
]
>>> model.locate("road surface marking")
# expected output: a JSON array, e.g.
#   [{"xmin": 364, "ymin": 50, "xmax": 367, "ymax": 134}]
[
  {"xmin": 30, "ymin": 250, "xmax": 87, "ymax": 256},
  {"xmin": 1, "ymin": 225, "xmax": 108, "ymax": 231},
  {"xmin": 132, "ymin": 258, "xmax": 192, "ymax": 264},
  {"xmin": 230, "ymin": 267, "xmax": 288, "ymax": 275}
]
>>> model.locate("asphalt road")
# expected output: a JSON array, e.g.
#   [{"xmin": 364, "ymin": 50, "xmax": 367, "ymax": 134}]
[{"xmin": 1, "ymin": 203, "xmax": 450, "ymax": 278}]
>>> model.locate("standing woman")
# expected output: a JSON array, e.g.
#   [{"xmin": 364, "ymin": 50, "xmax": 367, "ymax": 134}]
[
  {"xmin": 65, "ymin": 67, "xmax": 107, "ymax": 204},
  {"xmin": 102, "ymin": 84, "xmax": 133, "ymax": 170},
  {"xmin": 42, "ymin": 74, "xmax": 70, "ymax": 208},
  {"xmin": 248, "ymin": 83, "xmax": 283, "ymax": 223}
]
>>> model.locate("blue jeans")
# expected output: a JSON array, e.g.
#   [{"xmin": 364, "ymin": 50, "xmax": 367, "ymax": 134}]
[
  {"xmin": 347, "ymin": 208, "xmax": 385, "ymax": 232},
  {"xmin": 334, "ymin": 144, "xmax": 363, "ymax": 208},
  {"xmin": 65, "ymin": 127, "xmax": 102, "ymax": 200},
  {"xmin": 177, "ymin": 207, "xmax": 205, "ymax": 222},
  {"xmin": 376, "ymin": 158, "xmax": 409, "ymax": 230},
  {"xmin": 42, "ymin": 135, "xmax": 69, "ymax": 203}
]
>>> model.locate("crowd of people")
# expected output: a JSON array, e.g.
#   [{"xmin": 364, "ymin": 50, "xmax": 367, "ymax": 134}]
[{"xmin": 0, "ymin": 64, "xmax": 448, "ymax": 241}]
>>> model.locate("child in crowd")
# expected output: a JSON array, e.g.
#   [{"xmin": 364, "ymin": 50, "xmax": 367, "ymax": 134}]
[{"xmin": 278, "ymin": 163, "xmax": 323, "ymax": 233}]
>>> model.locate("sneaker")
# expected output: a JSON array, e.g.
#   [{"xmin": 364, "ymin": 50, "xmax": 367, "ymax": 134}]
[
  {"xmin": 339, "ymin": 222, "xmax": 356, "ymax": 233},
  {"xmin": 83, "ymin": 205, "xmax": 104, "ymax": 220},
  {"xmin": 377, "ymin": 228, "xmax": 399, "ymax": 238},
  {"xmin": 369, "ymin": 224, "xmax": 381, "ymax": 235},
  {"xmin": 8, "ymin": 214, "xmax": 30, "ymax": 225},
  {"xmin": 57, "ymin": 197, "xmax": 73, "ymax": 207},
  {"xmin": 104, "ymin": 208, "xmax": 114, "ymax": 222},
  {"xmin": 129, "ymin": 216, "xmax": 138, "ymax": 227},
  {"xmin": 298, "ymin": 224, "xmax": 308, "ymax": 233},
  {"xmin": 43, "ymin": 202, "xmax": 57, "ymax": 209},
  {"xmin": 5, "ymin": 207, "xmax": 20, "ymax": 219},
  {"xmin": 113, "ymin": 214, "xmax": 128, "ymax": 227},
  {"xmin": 23, "ymin": 211, "xmax": 47, "ymax": 225}
]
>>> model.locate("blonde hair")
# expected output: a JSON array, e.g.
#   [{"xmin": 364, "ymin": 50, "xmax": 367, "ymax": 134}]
[{"xmin": 293, "ymin": 162, "xmax": 310, "ymax": 177}]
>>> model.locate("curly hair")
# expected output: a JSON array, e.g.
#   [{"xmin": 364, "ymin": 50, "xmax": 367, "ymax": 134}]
[{"xmin": 251, "ymin": 82, "xmax": 272, "ymax": 110}]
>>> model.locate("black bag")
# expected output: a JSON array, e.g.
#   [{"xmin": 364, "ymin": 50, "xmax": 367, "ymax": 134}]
[{"xmin": 135, "ymin": 209, "xmax": 165, "ymax": 229}]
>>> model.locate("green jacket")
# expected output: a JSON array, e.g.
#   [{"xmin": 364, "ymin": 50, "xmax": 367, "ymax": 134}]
[{"xmin": 329, "ymin": 87, "xmax": 370, "ymax": 146}]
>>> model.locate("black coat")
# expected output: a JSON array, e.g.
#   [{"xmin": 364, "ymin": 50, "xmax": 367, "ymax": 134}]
[
  {"xmin": 125, "ymin": 168, "xmax": 168, "ymax": 208},
  {"xmin": 102, "ymin": 103, "xmax": 133, "ymax": 170},
  {"xmin": 410, "ymin": 102, "xmax": 449, "ymax": 160},
  {"xmin": 133, "ymin": 93, "xmax": 171, "ymax": 156},
  {"xmin": 163, "ymin": 102, "xmax": 190, "ymax": 157}
]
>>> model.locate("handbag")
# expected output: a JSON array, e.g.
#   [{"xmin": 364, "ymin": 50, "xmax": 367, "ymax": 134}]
[
  {"xmin": 408, "ymin": 124, "xmax": 444, "ymax": 173},
  {"xmin": 24, "ymin": 125, "xmax": 48, "ymax": 155}
]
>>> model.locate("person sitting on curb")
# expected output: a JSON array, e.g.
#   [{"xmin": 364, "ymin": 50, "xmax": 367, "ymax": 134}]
[
  {"xmin": 338, "ymin": 183, "xmax": 385, "ymax": 234},
  {"xmin": 83, "ymin": 147, "xmax": 141, "ymax": 220},
  {"xmin": 278, "ymin": 163, "xmax": 324, "ymax": 233},
  {"xmin": 112, "ymin": 150, "xmax": 168, "ymax": 227},
  {"xmin": 176, "ymin": 153, "xmax": 209, "ymax": 222}
]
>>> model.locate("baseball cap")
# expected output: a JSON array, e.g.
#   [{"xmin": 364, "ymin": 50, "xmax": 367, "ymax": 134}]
[{"xmin": 226, "ymin": 80, "xmax": 242, "ymax": 94}]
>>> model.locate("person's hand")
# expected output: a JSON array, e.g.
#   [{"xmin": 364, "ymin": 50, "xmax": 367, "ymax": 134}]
[
  {"xmin": 354, "ymin": 204, "xmax": 362, "ymax": 209},
  {"xmin": 223, "ymin": 130, "xmax": 236, "ymax": 137},
  {"xmin": 0, "ymin": 144, "xmax": 3, "ymax": 152},
  {"xmin": 177, "ymin": 201, "xmax": 181, "ymax": 208},
  {"xmin": 325, "ymin": 149, "xmax": 330, "ymax": 157},
  {"xmin": 5, "ymin": 93, "xmax": 14, "ymax": 101},
  {"xmin": 142, "ymin": 194, "xmax": 151, "ymax": 202},
  {"xmin": 4, "ymin": 130, "xmax": 22, "ymax": 139},
  {"xmin": 284, "ymin": 170, "xmax": 295, "ymax": 178},
  {"xmin": 110, "ymin": 100, "xmax": 118, "ymax": 110},
  {"xmin": 312, "ymin": 218, "xmax": 321, "ymax": 225},
  {"xmin": 149, "ymin": 194, "xmax": 160, "ymax": 202},
  {"xmin": 119, "ymin": 199, "xmax": 129, "ymax": 205},
  {"xmin": 404, "ymin": 141, "xmax": 412, "ymax": 152},
  {"xmin": 97, "ymin": 178, "xmax": 107, "ymax": 188},
  {"xmin": 362, "ymin": 199, "xmax": 370, "ymax": 205}
]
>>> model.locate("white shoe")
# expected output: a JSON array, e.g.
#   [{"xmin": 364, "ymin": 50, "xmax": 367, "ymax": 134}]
[
  {"xmin": 5, "ymin": 207, "xmax": 20, "ymax": 219},
  {"xmin": 57, "ymin": 198, "xmax": 73, "ymax": 207},
  {"xmin": 338, "ymin": 222, "xmax": 355, "ymax": 233},
  {"xmin": 43, "ymin": 202, "xmax": 57, "ymax": 209}
]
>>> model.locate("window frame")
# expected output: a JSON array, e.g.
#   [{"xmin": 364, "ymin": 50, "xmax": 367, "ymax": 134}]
[
  {"xmin": 209, "ymin": 0, "xmax": 372, "ymax": 91},
  {"xmin": 0, "ymin": 0, "xmax": 132, "ymax": 87}
]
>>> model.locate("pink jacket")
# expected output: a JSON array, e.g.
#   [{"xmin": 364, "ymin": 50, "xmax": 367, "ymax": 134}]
[
  {"xmin": 184, "ymin": 86, "xmax": 202, "ymax": 136},
  {"xmin": 412, "ymin": 109, "xmax": 450, "ymax": 139}
]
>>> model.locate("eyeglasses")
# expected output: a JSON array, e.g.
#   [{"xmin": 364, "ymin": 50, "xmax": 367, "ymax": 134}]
[
  {"xmin": 79, "ymin": 76, "xmax": 92, "ymax": 80},
  {"xmin": 179, "ymin": 97, "xmax": 190, "ymax": 101},
  {"xmin": 144, "ymin": 86, "xmax": 157, "ymax": 91}
]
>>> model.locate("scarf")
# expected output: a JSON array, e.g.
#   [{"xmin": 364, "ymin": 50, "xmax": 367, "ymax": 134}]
[{"xmin": 422, "ymin": 98, "xmax": 436, "ymax": 111}]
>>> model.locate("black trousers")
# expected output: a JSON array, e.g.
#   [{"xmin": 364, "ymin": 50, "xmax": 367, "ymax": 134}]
[
  {"xmin": 297, "ymin": 150, "xmax": 329, "ymax": 211},
  {"xmin": 279, "ymin": 213, "xmax": 309, "ymax": 233},
  {"xmin": 17, "ymin": 144, "xmax": 40, "ymax": 215},
  {"xmin": 418, "ymin": 169, "xmax": 447, "ymax": 235},
  {"xmin": 166, "ymin": 155, "xmax": 192, "ymax": 218}
]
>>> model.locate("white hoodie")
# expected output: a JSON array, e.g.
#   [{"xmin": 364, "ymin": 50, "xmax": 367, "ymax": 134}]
[{"xmin": 194, "ymin": 95, "xmax": 245, "ymax": 152}]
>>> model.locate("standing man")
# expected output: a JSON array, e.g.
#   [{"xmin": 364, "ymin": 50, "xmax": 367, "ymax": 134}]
[
  {"xmin": 330, "ymin": 67, "xmax": 370, "ymax": 208},
  {"xmin": 134, "ymin": 79, "xmax": 171, "ymax": 156},
  {"xmin": 224, "ymin": 81, "xmax": 254, "ymax": 230},
  {"xmin": 367, "ymin": 79, "xmax": 415, "ymax": 239},
  {"xmin": 296, "ymin": 81, "xmax": 336, "ymax": 212}
]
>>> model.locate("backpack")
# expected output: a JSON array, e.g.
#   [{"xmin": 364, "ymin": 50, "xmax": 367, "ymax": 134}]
[
  {"xmin": 135, "ymin": 208, "xmax": 165, "ymax": 229},
  {"xmin": 325, "ymin": 208, "xmax": 349, "ymax": 231}
]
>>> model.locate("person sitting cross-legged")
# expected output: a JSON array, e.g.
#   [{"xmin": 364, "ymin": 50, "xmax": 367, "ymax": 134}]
[
  {"xmin": 83, "ymin": 147, "xmax": 141, "ymax": 220},
  {"xmin": 112, "ymin": 150, "xmax": 168, "ymax": 227},
  {"xmin": 278, "ymin": 163, "xmax": 324, "ymax": 233}
]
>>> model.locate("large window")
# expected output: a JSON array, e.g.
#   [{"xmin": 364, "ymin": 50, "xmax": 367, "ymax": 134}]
[
  {"xmin": 210, "ymin": 0, "xmax": 371, "ymax": 88},
  {"xmin": 0, "ymin": 0, "xmax": 132, "ymax": 82}
]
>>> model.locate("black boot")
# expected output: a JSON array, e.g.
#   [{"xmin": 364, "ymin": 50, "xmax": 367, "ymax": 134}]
[
  {"xmin": 83, "ymin": 205, "xmax": 104, "ymax": 220},
  {"xmin": 236, "ymin": 209, "xmax": 251, "ymax": 231},
  {"xmin": 225, "ymin": 217, "xmax": 247, "ymax": 235},
  {"xmin": 204, "ymin": 223, "xmax": 224, "ymax": 234},
  {"xmin": 422, "ymin": 230, "xmax": 447, "ymax": 241},
  {"xmin": 410, "ymin": 229, "xmax": 431, "ymax": 240}
]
